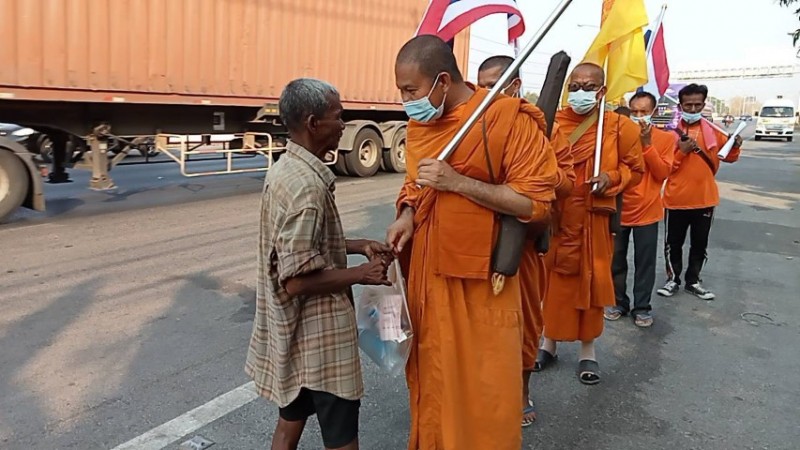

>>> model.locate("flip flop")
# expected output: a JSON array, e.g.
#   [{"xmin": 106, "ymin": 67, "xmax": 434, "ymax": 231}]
[
  {"xmin": 522, "ymin": 399, "xmax": 537, "ymax": 428},
  {"xmin": 533, "ymin": 349, "xmax": 557, "ymax": 372},
  {"xmin": 577, "ymin": 359, "xmax": 600, "ymax": 385}
]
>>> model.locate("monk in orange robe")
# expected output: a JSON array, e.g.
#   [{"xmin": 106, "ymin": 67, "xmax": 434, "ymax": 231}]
[
  {"xmin": 477, "ymin": 55, "xmax": 576, "ymax": 427},
  {"xmin": 536, "ymin": 63, "xmax": 645, "ymax": 385},
  {"xmin": 387, "ymin": 36, "xmax": 558, "ymax": 450}
]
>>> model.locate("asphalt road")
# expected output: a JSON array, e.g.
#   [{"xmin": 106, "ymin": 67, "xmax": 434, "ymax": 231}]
[{"xmin": 1, "ymin": 126, "xmax": 799, "ymax": 450}]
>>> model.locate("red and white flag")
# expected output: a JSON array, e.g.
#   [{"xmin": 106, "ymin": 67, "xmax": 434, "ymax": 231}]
[
  {"xmin": 640, "ymin": 7, "xmax": 670, "ymax": 99},
  {"xmin": 415, "ymin": 0, "xmax": 526, "ymax": 44}
]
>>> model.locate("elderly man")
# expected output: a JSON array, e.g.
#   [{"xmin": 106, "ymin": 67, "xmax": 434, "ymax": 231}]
[
  {"xmin": 387, "ymin": 36, "xmax": 558, "ymax": 449},
  {"xmin": 245, "ymin": 78, "xmax": 393, "ymax": 450},
  {"xmin": 477, "ymin": 54, "xmax": 576, "ymax": 427},
  {"xmin": 536, "ymin": 63, "xmax": 644, "ymax": 385}
]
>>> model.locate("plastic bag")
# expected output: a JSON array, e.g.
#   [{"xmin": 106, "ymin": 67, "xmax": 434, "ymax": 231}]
[{"xmin": 356, "ymin": 262, "xmax": 413, "ymax": 377}]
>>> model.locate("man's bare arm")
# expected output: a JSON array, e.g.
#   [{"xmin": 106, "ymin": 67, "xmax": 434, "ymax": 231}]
[{"xmin": 455, "ymin": 177, "xmax": 533, "ymax": 219}]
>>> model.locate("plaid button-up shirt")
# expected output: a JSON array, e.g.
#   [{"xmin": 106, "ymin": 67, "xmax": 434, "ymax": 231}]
[{"xmin": 245, "ymin": 141, "xmax": 363, "ymax": 407}]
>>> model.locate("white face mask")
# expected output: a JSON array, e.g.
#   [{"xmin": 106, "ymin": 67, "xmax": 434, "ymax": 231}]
[{"xmin": 568, "ymin": 89, "xmax": 599, "ymax": 115}]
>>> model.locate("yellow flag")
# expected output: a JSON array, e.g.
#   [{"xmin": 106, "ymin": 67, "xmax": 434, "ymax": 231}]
[{"xmin": 583, "ymin": 0, "xmax": 649, "ymax": 103}]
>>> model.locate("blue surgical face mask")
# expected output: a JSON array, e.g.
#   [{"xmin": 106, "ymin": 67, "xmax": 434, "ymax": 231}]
[
  {"xmin": 403, "ymin": 74, "xmax": 446, "ymax": 123},
  {"xmin": 568, "ymin": 89, "xmax": 599, "ymax": 115},
  {"xmin": 681, "ymin": 111, "xmax": 703, "ymax": 124},
  {"xmin": 631, "ymin": 115, "xmax": 652, "ymax": 125}
]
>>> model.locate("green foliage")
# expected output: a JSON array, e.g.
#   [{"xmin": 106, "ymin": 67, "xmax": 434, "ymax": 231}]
[{"xmin": 779, "ymin": 0, "xmax": 800, "ymax": 48}]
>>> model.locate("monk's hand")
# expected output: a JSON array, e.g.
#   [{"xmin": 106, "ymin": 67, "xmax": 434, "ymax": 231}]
[
  {"xmin": 386, "ymin": 207, "xmax": 414, "ymax": 255},
  {"xmin": 733, "ymin": 135, "xmax": 743, "ymax": 148},
  {"xmin": 638, "ymin": 120, "xmax": 652, "ymax": 147},
  {"xmin": 416, "ymin": 159, "xmax": 463, "ymax": 192},
  {"xmin": 586, "ymin": 172, "xmax": 611, "ymax": 195}
]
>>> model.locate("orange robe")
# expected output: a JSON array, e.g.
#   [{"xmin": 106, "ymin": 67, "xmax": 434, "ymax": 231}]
[
  {"xmin": 520, "ymin": 122, "xmax": 575, "ymax": 370},
  {"xmin": 397, "ymin": 86, "xmax": 557, "ymax": 450},
  {"xmin": 542, "ymin": 109, "xmax": 644, "ymax": 342}
]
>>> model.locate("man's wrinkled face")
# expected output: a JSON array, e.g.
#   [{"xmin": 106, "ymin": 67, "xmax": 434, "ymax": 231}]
[
  {"xmin": 395, "ymin": 62, "xmax": 448, "ymax": 106},
  {"xmin": 679, "ymin": 93, "xmax": 706, "ymax": 114},
  {"xmin": 629, "ymin": 97, "xmax": 656, "ymax": 118},
  {"xmin": 308, "ymin": 95, "xmax": 345, "ymax": 153}
]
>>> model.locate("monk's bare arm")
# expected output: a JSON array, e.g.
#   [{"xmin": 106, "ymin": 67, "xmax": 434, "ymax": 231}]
[{"xmin": 454, "ymin": 178, "xmax": 535, "ymax": 218}]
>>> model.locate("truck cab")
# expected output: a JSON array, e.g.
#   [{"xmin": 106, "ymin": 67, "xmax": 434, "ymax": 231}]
[{"xmin": 755, "ymin": 98, "xmax": 795, "ymax": 142}]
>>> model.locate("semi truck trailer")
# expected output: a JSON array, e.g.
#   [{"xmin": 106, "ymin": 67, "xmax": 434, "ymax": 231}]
[{"xmin": 0, "ymin": 0, "xmax": 471, "ymax": 222}]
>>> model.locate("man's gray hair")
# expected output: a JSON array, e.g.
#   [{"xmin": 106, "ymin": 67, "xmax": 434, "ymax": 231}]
[{"xmin": 279, "ymin": 78, "xmax": 340, "ymax": 131}]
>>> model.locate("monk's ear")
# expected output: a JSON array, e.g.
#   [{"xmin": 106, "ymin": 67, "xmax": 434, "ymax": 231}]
[
  {"xmin": 597, "ymin": 85, "xmax": 608, "ymax": 100},
  {"xmin": 439, "ymin": 72, "xmax": 452, "ymax": 94}
]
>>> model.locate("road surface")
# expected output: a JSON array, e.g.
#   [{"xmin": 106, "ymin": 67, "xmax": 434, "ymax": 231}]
[{"xmin": 1, "ymin": 128, "xmax": 798, "ymax": 449}]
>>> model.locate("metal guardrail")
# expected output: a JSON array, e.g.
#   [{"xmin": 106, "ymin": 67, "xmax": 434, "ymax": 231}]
[
  {"xmin": 673, "ymin": 65, "xmax": 800, "ymax": 80},
  {"xmin": 155, "ymin": 132, "xmax": 281, "ymax": 177}
]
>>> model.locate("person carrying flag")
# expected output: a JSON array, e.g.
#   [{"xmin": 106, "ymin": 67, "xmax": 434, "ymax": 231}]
[{"xmin": 386, "ymin": 35, "xmax": 558, "ymax": 450}]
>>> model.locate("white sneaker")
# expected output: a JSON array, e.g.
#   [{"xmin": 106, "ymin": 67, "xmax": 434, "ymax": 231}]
[
  {"xmin": 686, "ymin": 283, "xmax": 715, "ymax": 300},
  {"xmin": 657, "ymin": 281, "xmax": 679, "ymax": 297}
]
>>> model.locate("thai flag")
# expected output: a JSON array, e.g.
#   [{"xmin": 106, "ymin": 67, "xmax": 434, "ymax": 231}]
[
  {"xmin": 415, "ymin": 0, "xmax": 526, "ymax": 44},
  {"xmin": 639, "ymin": 9, "xmax": 670, "ymax": 99}
]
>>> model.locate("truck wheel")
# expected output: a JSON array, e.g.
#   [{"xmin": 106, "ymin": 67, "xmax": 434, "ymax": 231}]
[
  {"xmin": 382, "ymin": 127, "xmax": 407, "ymax": 173},
  {"xmin": 788, "ymin": 137, "xmax": 793, "ymax": 142},
  {"xmin": 344, "ymin": 128, "xmax": 382, "ymax": 177},
  {"xmin": 0, "ymin": 150, "xmax": 28, "ymax": 222}
]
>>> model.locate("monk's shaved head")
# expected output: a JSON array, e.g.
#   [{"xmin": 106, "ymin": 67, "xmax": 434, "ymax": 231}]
[
  {"xmin": 570, "ymin": 62, "xmax": 605, "ymax": 84},
  {"xmin": 396, "ymin": 35, "xmax": 464, "ymax": 83},
  {"xmin": 478, "ymin": 55, "xmax": 519, "ymax": 80}
]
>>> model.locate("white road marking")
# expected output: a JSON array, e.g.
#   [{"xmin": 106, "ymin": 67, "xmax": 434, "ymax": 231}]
[{"xmin": 110, "ymin": 381, "xmax": 259, "ymax": 450}]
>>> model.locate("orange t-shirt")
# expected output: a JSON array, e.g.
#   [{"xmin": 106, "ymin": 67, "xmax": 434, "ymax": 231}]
[
  {"xmin": 663, "ymin": 122, "xmax": 741, "ymax": 210},
  {"xmin": 621, "ymin": 127, "xmax": 676, "ymax": 226}
]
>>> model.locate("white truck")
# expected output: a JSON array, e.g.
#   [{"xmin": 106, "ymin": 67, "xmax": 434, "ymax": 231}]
[{"xmin": 755, "ymin": 97, "xmax": 796, "ymax": 142}]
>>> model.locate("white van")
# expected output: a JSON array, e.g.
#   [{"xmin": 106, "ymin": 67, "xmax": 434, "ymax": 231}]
[{"xmin": 755, "ymin": 97, "xmax": 795, "ymax": 142}]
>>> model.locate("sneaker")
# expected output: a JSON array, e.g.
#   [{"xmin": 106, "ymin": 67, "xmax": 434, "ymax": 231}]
[
  {"xmin": 686, "ymin": 283, "xmax": 715, "ymax": 300},
  {"xmin": 657, "ymin": 281, "xmax": 679, "ymax": 297},
  {"xmin": 604, "ymin": 307, "xmax": 627, "ymax": 321},
  {"xmin": 633, "ymin": 312, "xmax": 654, "ymax": 328}
]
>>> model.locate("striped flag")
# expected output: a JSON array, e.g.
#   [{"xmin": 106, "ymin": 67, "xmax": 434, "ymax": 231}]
[
  {"xmin": 415, "ymin": 0, "xmax": 526, "ymax": 44},
  {"xmin": 640, "ymin": 7, "xmax": 670, "ymax": 99}
]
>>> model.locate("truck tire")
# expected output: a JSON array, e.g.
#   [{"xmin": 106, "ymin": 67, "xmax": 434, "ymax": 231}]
[
  {"xmin": 0, "ymin": 150, "xmax": 28, "ymax": 222},
  {"xmin": 788, "ymin": 137, "xmax": 793, "ymax": 142},
  {"xmin": 344, "ymin": 128, "xmax": 382, "ymax": 177},
  {"xmin": 382, "ymin": 127, "xmax": 407, "ymax": 173}
]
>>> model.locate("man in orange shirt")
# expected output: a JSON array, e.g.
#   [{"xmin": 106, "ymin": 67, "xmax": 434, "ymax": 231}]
[
  {"xmin": 604, "ymin": 92, "xmax": 676, "ymax": 327},
  {"xmin": 477, "ymin": 55, "xmax": 576, "ymax": 427},
  {"xmin": 657, "ymin": 84, "xmax": 742, "ymax": 300}
]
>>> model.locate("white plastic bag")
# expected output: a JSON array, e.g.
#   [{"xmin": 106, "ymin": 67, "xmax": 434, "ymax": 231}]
[{"xmin": 356, "ymin": 262, "xmax": 413, "ymax": 377}]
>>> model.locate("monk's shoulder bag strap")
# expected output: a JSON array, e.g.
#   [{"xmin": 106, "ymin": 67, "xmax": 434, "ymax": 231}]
[
  {"xmin": 566, "ymin": 110, "xmax": 622, "ymax": 234},
  {"xmin": 481, "ymin": 117, "xmax": 528, "ymax": 280}
]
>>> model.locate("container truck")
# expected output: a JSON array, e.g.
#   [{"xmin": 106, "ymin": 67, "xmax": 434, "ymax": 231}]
[{"xmin": 0, "ymin": 0, "xmax": 471, "ymax": 222}]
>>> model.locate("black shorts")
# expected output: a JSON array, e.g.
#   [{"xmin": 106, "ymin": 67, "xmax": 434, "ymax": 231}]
[{"xmin": 279, "ymin": 388, "xmax": 360, "ymax": 448}]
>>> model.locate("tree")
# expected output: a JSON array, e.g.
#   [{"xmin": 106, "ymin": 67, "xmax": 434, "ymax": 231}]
[
  {"xmin": 523, "ymin": 92, "xmax": 539, "ymax": 104},
  {"xmin": 779, "ymin": 0, "xmax": 800, "ymax": 53}
]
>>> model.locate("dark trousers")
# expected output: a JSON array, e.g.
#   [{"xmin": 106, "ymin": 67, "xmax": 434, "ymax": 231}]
[
  {"xmin": 612, "ymin": 222, "xmax": 659, "ymax": 314},
  {"xmin": 664, "ymin": 207, "xmax": 714, "ymax": 286}
]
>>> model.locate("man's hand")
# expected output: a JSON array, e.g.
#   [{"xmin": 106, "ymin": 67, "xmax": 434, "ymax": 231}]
[
  {"xmin": 638, "ymin": 120, "xmax": 652, "ymax": 147},
  {"xmin": 386, "ymin": 208, "xmax": 414, "ymax": 255},
  {"xmin": 678, "ymin": 136, "xmax": 697, "ymax": 154},
  {"xmin": 733, "ymin": 134, "xmax": 743, "ymax": 148},
  {"xmin": 362, "ymin": 240, "xmax": 394, "ymax": 264},
  {"xmin": 586, "ymin": 172, "xmax": 612, "ymax": 195},
  {"xmin": 416, "ymin": 159, "xmax": 464, "ymax": 192},
  {"xmin": 356, "ymin": 259, "xmax": 391, "ymax": 286}
]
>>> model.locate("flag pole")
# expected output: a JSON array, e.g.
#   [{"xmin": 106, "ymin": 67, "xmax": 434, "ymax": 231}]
[
  {"xmin": 592, "ymin": 59, "xmax": 609, "ymax": 186},
  {"xmin": 646, "ymin": 3, "xmax": 667, "ymax": 56},
  {"xmin": 436, "ymin": 0, "xmax": 574, "ymax": 161}
]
